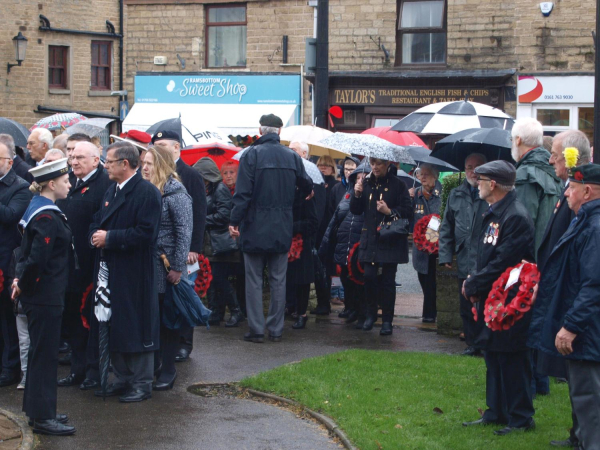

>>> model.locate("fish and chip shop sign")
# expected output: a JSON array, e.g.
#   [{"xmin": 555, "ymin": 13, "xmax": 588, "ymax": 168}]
[{"xmin": 135, "ymin": 74, "xmax": 301, "ymax": 105}]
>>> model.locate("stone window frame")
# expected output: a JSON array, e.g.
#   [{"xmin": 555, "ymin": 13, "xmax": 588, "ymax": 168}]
[
  {"xmin": 395, "ymin": 0, "xmax": 448, "ymax": 68},
  {"xmin": 204, "ymin": 3, "xmax": 247, "ymax": 69},
  {"xmin": 48, "ymin": 45, "xmax": 69, "ymax": 90},
  {"xmin": 90, "ymin": 40, "xmax": 113, "ymax": 91}
]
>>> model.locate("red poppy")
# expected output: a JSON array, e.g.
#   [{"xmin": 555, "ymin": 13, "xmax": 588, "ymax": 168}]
[{"xmin": 575, "ymin": 171, "xmax": 584, "ymax": 181}]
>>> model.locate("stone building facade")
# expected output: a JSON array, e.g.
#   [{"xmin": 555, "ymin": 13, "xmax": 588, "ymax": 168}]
[{"xmin": 0, "ymin": 0, "xmax": 122, "ymax": 130}]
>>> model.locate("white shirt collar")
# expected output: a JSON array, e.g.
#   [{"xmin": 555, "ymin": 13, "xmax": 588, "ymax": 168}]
[
  {"xmin": 117, "ymin": 172, "xmax": 136, "ymax": 190},
  {"xmin": 80, "ymin": 168, "xmax": 98, "ymax": 183}
]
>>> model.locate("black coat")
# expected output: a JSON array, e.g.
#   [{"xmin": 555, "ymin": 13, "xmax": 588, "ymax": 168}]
[
  {"xmin": 350, "ymin": 170, "xmax": 412, "ymax": 264},
  {"xmin": 89, "ymin": 172, "xmax": 162, "ymax": 353},
  {"xmin": 17, "ymin": 207, "xmax": 72, "ymax": 306},
  {"xmin": 316, "ymin": 174, "xmax": 339, "ymax": 247},
  {"xmin": 12, "ymin": 155, "xmax": 33, "ymax": 183},
  {"xmin": 206, "ymin": 181, "xmax": 233, "ymax": 232},
  {"xmin": 230, "ymin": 133, "xmax": 313, "ymax": 253},
  {"xmin": 56, "ymin": 166, "xmax": 113, "ymax": 294},
  {"xmin": 287, "ymin": 193, "xmax": 318, "ymax": 285},
  {"xmin": 176, "ymin": 158, "xmax": 207, "ymax": 254},
  {"xmin": 329, "ymin": 180, "xmax": 347, "ymax": 213},
  {"xmin": 464, "ymin": 191, "xmax": 535, "ymax": 352},
  {"xmin": 313, "ymin": 183, "xmax": 326, "ymax": 230},
  {"xmin": 0, "ymin": 169, "xmax": 31, "ymax": 279},
  {"xmin": 536, "ymin": 186, "xmax": 572, "ymax": 274}
]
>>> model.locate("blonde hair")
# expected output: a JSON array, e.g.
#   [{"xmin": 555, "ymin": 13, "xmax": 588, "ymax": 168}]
[
  {"xmin": 145, "ymin": 146, "xmax": 180, "ymax": 193},
  {"xmin": 317, "ymin": 155, "xmax": 338, "ymax": 177},
  {"xmin": 29, "ymin": 180, "xmax": 49, "ymax": 193}
]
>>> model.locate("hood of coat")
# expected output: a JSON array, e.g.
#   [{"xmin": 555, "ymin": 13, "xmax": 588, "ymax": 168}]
[
  {"xmin": 348, "ymin": 161, "xmax": 371, "ymax": 186},
  {"xmin": 516, "ymin": 146, "xmax": 562, "ymax": 192},
  {"xmin": 193, "ymin": 157, "xmax": 222, "ymax": 183}
]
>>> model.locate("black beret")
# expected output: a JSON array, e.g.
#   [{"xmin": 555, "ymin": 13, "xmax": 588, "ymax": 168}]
[
  {"xmin": 259, "ymin": 114, "xmax": 283, "ymax": 128},
  {"xmin": 475, "ymin": 160, "xmax": 516, "ymax": 185},
  {"xmin": 569, "ymin": 164, "xmax": 600, "ymax": 185},
  {"xmin": 151, "ymin": 130, "xmax": 181, "ymax": 145}
]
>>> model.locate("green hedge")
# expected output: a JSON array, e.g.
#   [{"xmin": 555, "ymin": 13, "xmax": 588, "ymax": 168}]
[{"xmin": 440, "ymin": 173, "xmax": 463, "ymax": 221}]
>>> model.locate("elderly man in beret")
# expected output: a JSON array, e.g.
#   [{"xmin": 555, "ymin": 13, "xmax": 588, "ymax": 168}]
[
  {"xmin": 461, "ymin": 160, "xmax": 536, "ymax": 436},
  {"xmin": 229, "ymin": 114, "xmax": 313, "ymax": 343},
  {"xmin": 529, "ymin": 164, "xmax": 600, "ymax": 449}
]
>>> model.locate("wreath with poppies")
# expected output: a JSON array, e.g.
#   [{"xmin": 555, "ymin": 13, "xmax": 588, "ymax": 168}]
[
  {"xmin": 288, "ymin": 234, "xmax": 303, "ymax": 262},
  {"xmin": 472, "ymin": 262, "xmax": 540, "ymax": 331},
  {"xmin": 194, "ymin": 255, "xmax": 213, "ymax": 298},
  {"xmin": 347, "ymin": 242, "xmax": 365, "ymax": 285},
  {"xmin": 0, "ymin": 269, "xmax": 4, "ymax": 296},
  {"xmin": 80, "ymin": 283, "xmax": 94, "ymax": 330},
  {"xmin": 413, "ymin": 214, "xmax": 440, "ymax": 255}
]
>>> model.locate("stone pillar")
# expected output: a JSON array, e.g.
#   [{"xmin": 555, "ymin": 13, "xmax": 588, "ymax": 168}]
[{"xmin": 436, "ymin": 258, "xmax": 462, "ymax": 336}]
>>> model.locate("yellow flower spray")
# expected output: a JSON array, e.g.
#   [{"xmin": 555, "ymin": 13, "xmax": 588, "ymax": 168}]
[{"xmin": 563, "ymin": 147, "xmax": 579, "ymax": 169}]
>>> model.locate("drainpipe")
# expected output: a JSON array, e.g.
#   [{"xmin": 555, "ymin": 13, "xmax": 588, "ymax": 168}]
[{"xmin": 119, "ymin": 0, "xmax": 124, "ymax": 133}]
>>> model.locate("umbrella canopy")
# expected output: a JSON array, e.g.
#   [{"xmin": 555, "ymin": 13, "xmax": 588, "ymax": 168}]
[
  {"xmin": 407, "ymin": 145, "xmax": 460, "ymax": 173},
  {"xmin": 146, "ymin": 116, "xmax": 232, "ymax": 148},
  {"xmin": 302, "ymin": 158, "xmax": 324, "ymax": 184},
  {"xmin": 432, "ymin": 128, "xmax": 514, "ymax": 171},
  {"xmin": 390, "ymin": 100, "xmax": 514, "ymax": 135},
  {"xmin": 279, "ymin": 125, "xmax": 349, "ymax": 159},
  {"xmin": 181, "ymin": 142, "xmax": 240, "ymax": 168},
  {"xmin": 0, "ymin": 117, "xmax": 30, "ymax": 147},
  {"xmin": 397, "ymin": 169, "xmax": 421, "ymax": 189},
  {"xmin": 65, "ymin": 118, "xmax": 114, "ymax": 137},
  {"xmin": 361, "ymin": 127, "xmax": 428, "ymax": 148},
  {"xmin": 31, "ymin": 113, "xmax": 87, "ymax": 131},
  {"xmin": 319, "ymin": 133, "xmax": 415, "ymax": 165}
]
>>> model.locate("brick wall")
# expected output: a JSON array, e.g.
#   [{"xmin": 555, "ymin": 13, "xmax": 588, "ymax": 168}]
[{"xmin": 0, "ymin": 0, "xmax": 121, "ymax": 129}]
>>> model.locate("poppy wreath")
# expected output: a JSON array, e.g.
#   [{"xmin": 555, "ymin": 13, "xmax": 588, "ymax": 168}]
[
  {"xmin": 194, "ymin": 255, "xmax": 213, "ymax": 298},
  {"xmin": 80, "ymin": 283, "xmax": 94, "ymax": 330},
  {"xmin": 472, "ymin": 262, "xmax": 540, "ymax": 331},
  {"xmin": 0, "ymin": 269, "xmax": 4, "ymax": 296},
  {"xmin": 413, "ymin": 214, "xmax": 440, "ymax": 255},
  {"xmin": 347, "ymin": 242, "xmax": 365, "ymax": 285},
  {"xmin": 288, "ymin": 234, "xmax": 303, "ymax": 262}
]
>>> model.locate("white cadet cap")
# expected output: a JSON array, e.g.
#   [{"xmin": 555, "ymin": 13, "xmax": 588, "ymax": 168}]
[{"xmin": 28, "ymin": 157, "xmax": 69, "ymax": 183}]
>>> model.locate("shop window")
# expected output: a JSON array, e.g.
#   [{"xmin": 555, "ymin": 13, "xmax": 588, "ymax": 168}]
[
  {"xmin": 48, "ymin": 45, "xmax": 69, "ymax": 89},
  {"xmin": 373, "ymin": 117, "xmax": 401, "ymax": 128},
  {"xmin": 579, "ymin": 107, "xmax": 594, "ymax": 143},
  {"xmin": 91, "ymin": 41, "xmax": 112, "ymax": 90},
  {"xmin": 537, "ymin": 109, "xmax": 570, "ymax": 127},
  {"xmin": 205, "ymin": 4, "xmax": 247, "ymax": 68},
  {"xmin": 396, "ymin": 0, "xmax": 446, "ymax": 66}
]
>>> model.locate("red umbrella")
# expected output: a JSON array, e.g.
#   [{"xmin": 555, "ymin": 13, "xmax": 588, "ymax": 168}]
[
  {"xmin": 181, "ymin": 142, "xmax": 240, "ymax": 168},
  {"xmin": 361, "ymin": 127, "xmax": 428, "ymax": 149}
]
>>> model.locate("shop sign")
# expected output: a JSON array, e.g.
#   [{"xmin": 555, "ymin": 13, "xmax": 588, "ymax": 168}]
[
  {"xmin": 135, "ymin": 74, "xmax": 300, "ymax": 105},
  {"xmin": 518, "ymin": 75, "xmax": 594, "ymax": 104},
  {"xmin": 330, "ymin": 87, "xmax": 496, "ymax": 106}
]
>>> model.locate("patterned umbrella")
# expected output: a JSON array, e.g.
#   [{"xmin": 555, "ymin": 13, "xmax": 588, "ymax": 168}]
[
  {"xmin": 94, "ymin": 257, "xmax": 111, "ymax": 400},
  {"xmin": 319, "ymin": 133, "xmax": 415, "ymax": 164},
  {"xmin": 66, "ymin": 118, "xmax": 114, "ymax": 137},
  {"xmin": 0, "ymin": 117, "xmax": 29, "ymax": 147},
  {"xmin": 280, "ymin": 125, "xmax": 349, "ymax": 159},
  {"xmin": 146, "ymin": 116, "xmax": 231, "ymax": 148},
  {"xmin": 31, "ymin": 113, "xmax": 87, "ymax": 131},
  {"xmin": 361, "ymin": 127, "xmax": 428, "ymax": 148},
  {"xmin": 390, "ymin": 100, "xmax": 513, "ymax": 135}
]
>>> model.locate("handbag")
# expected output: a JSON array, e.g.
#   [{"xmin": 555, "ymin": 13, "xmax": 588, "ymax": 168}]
[
  {"xmin": 207, "ymin": 228, "xmax": 239, "ymax": 255},
  {"xmin": 378, "ymin": 213, "xmax": 409, "ymax": 242}
]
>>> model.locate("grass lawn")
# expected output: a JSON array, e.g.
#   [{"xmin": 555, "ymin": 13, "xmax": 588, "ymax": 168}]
[{"xmin": 240, "ymin": 349, "xmax": 572, "ymax": 450}]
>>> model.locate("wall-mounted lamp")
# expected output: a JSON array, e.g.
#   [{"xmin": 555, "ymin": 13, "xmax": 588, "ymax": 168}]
[{"xmin": 7, "ymin": 32, "xmax": 28, "ymax": 74}]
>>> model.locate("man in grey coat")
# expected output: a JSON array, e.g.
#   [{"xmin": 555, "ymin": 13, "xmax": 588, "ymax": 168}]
[
  {"xmin": 229, "ymin": 114, "xmax": 312, "ymax": 343},
  {"xmin": 439, "ymin": 153, "xmax": 488, "ymax": 356}
]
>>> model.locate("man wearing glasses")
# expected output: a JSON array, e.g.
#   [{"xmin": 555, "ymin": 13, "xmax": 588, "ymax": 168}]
[
  {"xmin": 461, "ymin": 160, "xmax": 536, "ymax": 436},
  {"xmin": 56, "ymin": 142, "xmax": 113, "ymax": 391}
]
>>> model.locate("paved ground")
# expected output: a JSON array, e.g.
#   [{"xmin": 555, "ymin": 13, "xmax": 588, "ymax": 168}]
[{"xmin": 0, "ymin": 261, "xmax": 451, "ymax": 449}]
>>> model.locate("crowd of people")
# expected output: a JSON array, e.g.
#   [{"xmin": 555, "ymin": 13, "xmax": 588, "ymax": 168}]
[{"xmin": 0, "ymin": 112, "xmax": 598, "ymax": 448}]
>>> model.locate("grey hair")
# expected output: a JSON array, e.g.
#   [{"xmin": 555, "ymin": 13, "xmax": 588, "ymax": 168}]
[
  {"xmin": 75, "ymin": 141, "xmax": 101, "ymax": 158},
  {"xmin": 45, "ymin": 148, "xmax": 66, "ymax": 159},
  {"xmin": 33, "ymin": 128, "xmax": 54, "ymax": 149},
  {"xmin": 260, "ymin": 126, "xmax": 280, "ymax": 135},
  {"xmin": 465, "ymin": 152, "xmax": 487, "ymax": 166},
  {"xmin": 557, "ymin": 130, "xmax": 591, "ymax": 165},
  {"xmin": 105, "ymin": 141, "xmax": 139, "ymax": 169},
  {"xmin": 497, "ymin": 183, "xmax": 515, "ymax": 192},
  {"xmin": 511, "ymin": 118, "xmax": 543, "ymax": 148},
  {"xmin": 419, "ymin": 163, "xmax": 439, "ymax": 179},
  {"xmin": 0, "ymin": 134, "xmax": 16, "ymax": 158},
  {"xmin": 290, "ymin": 141, "xmax": 309, "ymax": 156}
]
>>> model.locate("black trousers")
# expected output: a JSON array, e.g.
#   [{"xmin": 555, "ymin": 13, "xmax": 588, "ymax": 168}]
[
  {"xmin": 63, "ymin": 292, "xmax": 89, "ymax": 378},
  {"xmin": 0, "ymin": 291, "xmax": 20, "ymax": 374},
  {"xmin": 286, "ymin": 283, "xmax": 311, "ymax": 316},
  {"xmin": 458, "ymin": 278, "xmax": 482, "ymax": 347},
  {"xmin": 340, "ymin": 266, "xmax": 365, "ymax": 318},
  {"xmin": 22, "ymin": 303, "xmax": 63, "ymax": 420},
  {"xmin": 156, "ymin": 294, "xmax": 180, "ymax": 383},
  {"xmin": 209, "ymin": 262, "xmax": 240, "ymax": 318},
  {"xmin": 234, "ymin": 261, "xmax": 246, "ymax": 316},
  {"xmin": 363, "ymin": 262, "xmax": 398, "ymax": 323},
  {"xmin": 483, "ymin": 350, "xmax": 534, "ymax": 428},
  {"xmin": 85, "ymin": 310, "xmax": 100, "ymax": 381},
  {"xmin": 314, "ymin": 254, "xmax": 331, "ymax": 310},
  {"xmin": 417, "ymin": 255, "xmax": 437, "ymax": 320}
]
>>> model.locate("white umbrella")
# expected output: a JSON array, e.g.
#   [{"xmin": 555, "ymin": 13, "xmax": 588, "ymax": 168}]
[
  {"xmin": 390, "ymin": 100, "xmax": 514, "ymax": 135},
  {"xmin": 318, "ymin": 133, "xmax": 415, "ymax": 164},
  {"xmin": 280, "ymin": 125, "xmax": 349, "ymax": 159}
]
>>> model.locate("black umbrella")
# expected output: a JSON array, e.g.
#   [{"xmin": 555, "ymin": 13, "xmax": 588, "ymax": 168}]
[
  {"xmin": 146, "ymin": 117, "xmax": 182, "ymax": 140},
  {"xmin": 94, "ymin": 257, "xmax": 112, "ymax": 400},
  {"xmin": 407, "ymin": 146, "xmax": 460, "ymax": 173},
  {"xmin": 0, "ymin": 117, "xmax": 30, "ymax": 147},
  {"xmin": 431, "ymin": 128, "xmax": 514, "ymax": 171},
  {"xmin": 397, "ymin": 169, "xmax": 421, "ymax": 189}
]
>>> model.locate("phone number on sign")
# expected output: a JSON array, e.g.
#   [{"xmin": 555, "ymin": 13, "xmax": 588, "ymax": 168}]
[{"xmin": 543, "ymin": 95, "xmax": 574, "ymax": 100}]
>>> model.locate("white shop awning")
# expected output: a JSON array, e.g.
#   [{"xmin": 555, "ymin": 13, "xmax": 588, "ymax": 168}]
[{"xmin": 122, "ymin": 103, "xmax": 299, "ymax": 138}]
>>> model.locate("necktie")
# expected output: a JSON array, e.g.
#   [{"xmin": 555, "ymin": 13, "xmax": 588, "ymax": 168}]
[
  {"xmin": 75, "ymin": 179, "xmax": 82, "ymax": 189},
  {"xmin": 114, "ymin": 186, "xmax": 121, "ymax": 198}
]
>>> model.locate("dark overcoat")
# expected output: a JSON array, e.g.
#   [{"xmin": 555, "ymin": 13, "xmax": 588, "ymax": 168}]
[
  {"xmin": 287, "ymin": 193, "xmax": 318, "ymax": 285},
  {"xmin": 528, "ymin": 198, "xmax": 600, "ymax": 363},
  {"xmin": 89, "ymin": 172, "xmax": 162, "ymax": 353},
  {"xmin": 464, "ymin": 191, "xmax": 535, "ymax": 352},
  {"xmin": 11, "ymin": 155, "xmax": 33, "ymax": 183},
  {"xmin": 349, "ymin": 169, "xmax": 412, "ymax": 264},
  {"xmin": 176, "ymin": 158, "xmax": 207, "ymax": 254},
  {"xmin": 56, "ymin": 166, "xmax": 113, "ymax": 294},
  {"xmin": 316, "ymin": 174, "xmax": 339, "ymax": 247}
]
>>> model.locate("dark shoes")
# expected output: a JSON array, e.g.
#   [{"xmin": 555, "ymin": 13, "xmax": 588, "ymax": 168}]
[
  {"xmin": 292, "ymin": 315, "xmax": 308, "ymax": 329},
  {"xmin": 310, "ymin": 306, "xmax": 331, "ymax": 316},
  {"xmin": 355, "ymin": 319, "xmax": 365, "ymax": 329},
  {"xmin": 268, "ymin": 334, "xmax": 282, "ymax": 342},
  {"xmin": 29, "ymin": 413, "xmax": 69, "ymax": 426},
  {"xmin": 80, "ymin": 378, "xmax": 99, "ymax": 390},
  {"xmin": 462, "ymin": 346, "xmax": 482, "ymax": 357},
  {"xmin": 462, "ymin": 418, "xmax": 496, "ymax": 427},
  {"xmin": 58, "ymin": 352, "xmax": 72, "ymax": 366},
  {"xmin": 58, "ymin": 373, "xmax": 84, "ymax": 387},
  {"xmin": 550, "ymin": 436, "xmax": 579, "ymax": 447},
  {"xmin": 59, "ymin": 341, "xmax": 71, "ymax": 353},
  {"xmin": 363, "ymin": 316, "xmax": 376, "ymax": 331},
  {"xmin": 225, "ymin": 311, "xmax": 245, "ymax": 328},
  {"xmin": 119, "ymin": 389, "xmax": 152, "ymax": 403},
  {"xmin": 380, "ymin": 322, "xmax": 393, "ymax": 336},
  {"xmin": 208, "ymin": 313, "xmax": 223, "ymax": 326},
  {"xmin": 94, "ymin": 383, "xmax": 127, "ymax": 397},
  {"xmin": 244, "ymin": 332, "xmax": 265, "ymax": 343},
  {"xmin": 175, "ymin": 349, "xmax": 190, "ymax": 363},
  {"xmin": 0, "ymin": 370, "xmax": 19, "ymax": 387},
  {"xmin": 153, "ymin": 373, "xmax": 177, "ymax": 391},
  {"xmin": 345, "ymin": 311, "xmax": 359, "ymax": 324},
  {"xmin": 338, "ymin": 309, "xmax": 350, "ymax": 319},
  {"xmin": 32, "ymin": 418, "xmax": 76, "ymax": 436},
  {"xmin": 494, "ymin": 419, "xmax": 536, "ymax": 436}
]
